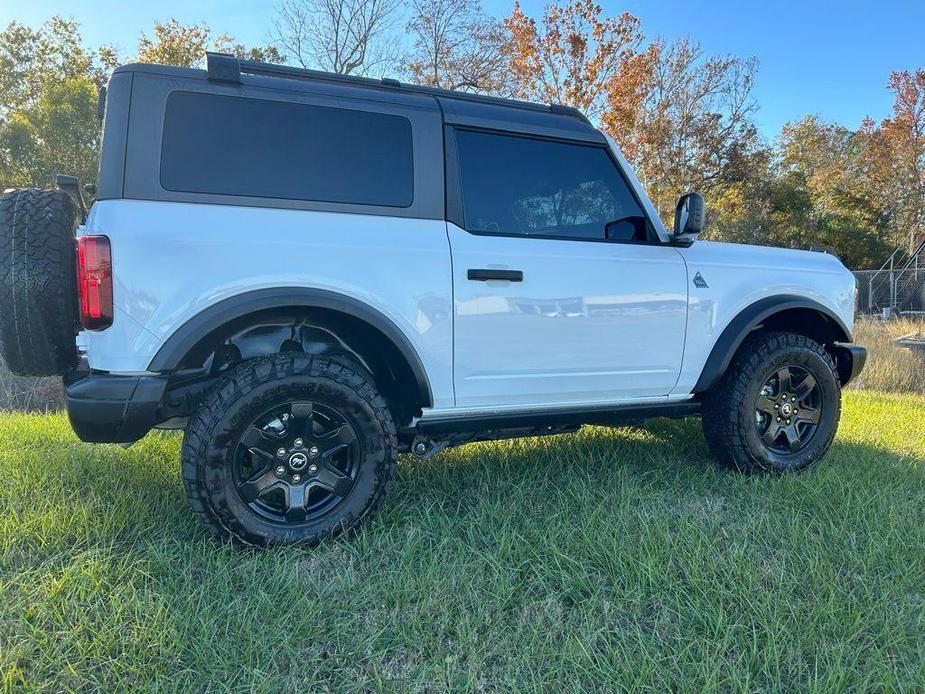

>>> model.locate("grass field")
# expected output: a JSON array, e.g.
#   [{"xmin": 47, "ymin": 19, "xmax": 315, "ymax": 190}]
[
  {"xmin": 851, "ymin": 317, "xmax": 925, "ymax": 395},
  {"xmin": 1, "ymin": 391, "xmax": 924, "ymax": 692}
]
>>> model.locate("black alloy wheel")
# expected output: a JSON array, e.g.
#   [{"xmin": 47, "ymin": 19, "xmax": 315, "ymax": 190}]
[
  {"xmin": 754, "ymin": 364, "xmax": 823, "ymax": 455},
  {"xmin": 234, "ymin": 401, "xmax": 360, "ymax": 524}
]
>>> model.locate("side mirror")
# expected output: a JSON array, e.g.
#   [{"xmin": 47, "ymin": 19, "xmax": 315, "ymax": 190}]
[
  {"xmin": 605, "ymin": 214, "xmax": 647, "ymax": 242},
  {"xmin": 673, "ymin": 192, "xmax": 705, "ymax": 241}
]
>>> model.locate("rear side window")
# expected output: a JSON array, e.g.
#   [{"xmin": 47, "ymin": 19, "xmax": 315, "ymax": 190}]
[
  {"xmin": 161, "ymin": 91, "xmax": 413, "ymax": 207},
  {"xmin": 454, "ymin": 129, "xmax": 648, "ymax": 241}
]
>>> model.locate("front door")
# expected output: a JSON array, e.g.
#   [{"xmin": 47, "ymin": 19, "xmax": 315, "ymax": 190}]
[{"xmin": 448, "ymin": 128, "xmax": 688, "ymax": 409}]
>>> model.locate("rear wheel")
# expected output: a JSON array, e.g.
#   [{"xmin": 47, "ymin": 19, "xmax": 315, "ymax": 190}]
[
  {"xmin": 701, "ymin": 331, "xmax": 841, "ymax": 473},
  {"xmin": 181, "ymin": 354, "xmax": 397, "ymax": 547}
]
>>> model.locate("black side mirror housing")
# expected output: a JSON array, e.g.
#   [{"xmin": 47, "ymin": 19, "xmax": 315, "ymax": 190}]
[
  {"xmin": 673, "ymin": 192, "xmax": 705, "ymax": 243},
  {"xmin": 605, "ymin": 215, "xmax": 648, "ymax": 242}
]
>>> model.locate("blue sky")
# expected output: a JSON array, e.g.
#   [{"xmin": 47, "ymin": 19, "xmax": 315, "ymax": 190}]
[{"xmin": 2, "ymin": 0, "xmax": 923, "ymax": 138}]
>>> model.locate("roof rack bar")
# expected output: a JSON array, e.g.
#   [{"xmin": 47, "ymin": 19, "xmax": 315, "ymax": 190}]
[{"xmin": 204, "ymin": 52, "xmax": 591, "ymax": 125}]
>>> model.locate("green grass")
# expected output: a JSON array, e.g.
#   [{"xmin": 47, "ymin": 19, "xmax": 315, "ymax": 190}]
[{"xmin": 1, "ymin": 391, "xmax": 924, "ymax": 692}]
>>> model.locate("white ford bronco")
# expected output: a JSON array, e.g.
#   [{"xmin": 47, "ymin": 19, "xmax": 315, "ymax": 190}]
[{"xmin": 0, "ymin": 54, "xmax": 865, "ymax": 547}]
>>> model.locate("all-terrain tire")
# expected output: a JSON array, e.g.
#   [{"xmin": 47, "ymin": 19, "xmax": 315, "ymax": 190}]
[
  {"xmin": 701, "ymin": 331, "xmax": 841, "ymax": 473},
  {"xmin": 0, "ymin": 188, "xmax": 79, "ymax": 376},
  {"xmin": 181, "ymin": 354, "xmax": 398, "ymax": 547}
]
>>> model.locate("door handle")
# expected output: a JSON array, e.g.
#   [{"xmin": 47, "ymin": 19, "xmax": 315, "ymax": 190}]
[{"xmin": 467, "ymin": 269, "xmax": 523, "ymax": 282}]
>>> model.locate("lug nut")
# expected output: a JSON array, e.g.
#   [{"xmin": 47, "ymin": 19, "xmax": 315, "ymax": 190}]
[
  {"xmin": 774, "ymin": 403, "xmax": 779, "ymax": 409},
  {"xmin": 277, "ymin": 447, "xmax": 287, "ymax": 457},
  {"xmin": 294, "ymin": 438, "xmax": 304, "ymax": 448},
  {"xmin": 308, "ymin": 464, "xmax": 318, "ymax": 474},
  {"xmin": 275, "ymin": 466, "xmax": 286, "ymax": 476},
  {"xmin": 415, "ymin": 442, "xmax": 427, "ymax": 454},
  {"xmin": 309, "ymin": 445, "xmax": 320, "ymax": 458},
  {"xmin": 786, "ymin": 419, "xmax": 791, "ymax": 425},
  {"xmin": 776, "ymin": 417, "xmax": 781, "ymax": 422},
  {"xmin": 292, "ymin": 474, "xmax": 301, "ymax": 483}
]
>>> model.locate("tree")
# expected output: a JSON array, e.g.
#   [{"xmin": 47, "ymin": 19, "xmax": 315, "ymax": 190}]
[
  {"xmin": 137, "ymin": 19, "xmax": 283, "ymax": 68},
  {"xmin": 272, "ymin": 0, "xmax": 401, "ymax": 75},
  {"xmin": 0, "ymin": 78, "xmax": 101, "ymax": 190},
  {"xmin": 404, "ymin": 0, "xmax": 511, "ymax": 95},
  {"xmin": 504, "ymin": 0, "xmax": 645, "ymax": 119},
  {"xmin": 137, "ymin": 19, "xmax": 212, "ymax": 68},
  {"xmin": 213, "ymin": 37, "xmax": 285, "ymax": 64},
  {"xmin": 857, "ymin": 69, "xmax": 925, "ymax": 253},
  {"xmin": 603, "ymin": 37, "xmax": 761, "ymax": 221},
  {"xmin": 405, "ymin": 0, "xmax": 509, "ymax": 93},
  {"xmin": 0, "ymin": 18, "xmax": 108, "ymax": 190},
  {"xmin": 710, "ymin": 115, "xmax": 891, "ymax": 269},
  {"xmin": 0, "ymin": 17, "xmax": 108, "ymax": 115}
]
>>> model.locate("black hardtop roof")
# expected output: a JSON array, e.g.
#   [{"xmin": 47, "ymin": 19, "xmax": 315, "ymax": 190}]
[{"xmin": 113, "ymin": 53, "xmax": 601, "ymax": 141}]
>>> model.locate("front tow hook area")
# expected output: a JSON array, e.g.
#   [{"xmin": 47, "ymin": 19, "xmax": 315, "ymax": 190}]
[{"xmin": 832, "ymin": 342, "xmax": 867, "ymax": 386}]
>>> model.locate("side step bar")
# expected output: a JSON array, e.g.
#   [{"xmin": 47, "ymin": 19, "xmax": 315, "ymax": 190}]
[{"xmin": 415, "ymin": 400, "xmax": 701, "ymax": 436}]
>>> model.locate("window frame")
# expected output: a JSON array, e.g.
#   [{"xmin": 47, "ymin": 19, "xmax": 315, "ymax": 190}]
[
  {"xmin": 160, "ymin": 90, "xmax": 415, "ymax": 209},
  {"xmin": 445, "ymin": 125, "xmax": 662, "ymax": 246},
  {"xmin": 121, "ymin": 73, "xmax": 446, "ymax": 221}
]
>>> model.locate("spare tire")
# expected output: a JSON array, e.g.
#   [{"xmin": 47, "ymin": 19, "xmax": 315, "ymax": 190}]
[{"xmin": 0, "ymin": 188, "xmax": 79, "ymax": 376}]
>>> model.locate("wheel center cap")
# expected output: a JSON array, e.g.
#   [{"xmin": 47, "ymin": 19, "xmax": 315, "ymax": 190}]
[
  {"xmin": 288, "ymin": 452, "xmax": 308, "ymax": 471},
  {"xmin": 780, "ymin": 402, "xmax": 793, "ymax": 417}
]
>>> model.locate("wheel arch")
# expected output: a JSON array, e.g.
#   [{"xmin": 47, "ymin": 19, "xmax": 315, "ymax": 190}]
[
  {"xmin": 148, "ymin": 287, "xmax": 434, "ymax": 419},
  {"xmin": 693, "ymin": 295, "xmax": 853, "ymax": 394}
]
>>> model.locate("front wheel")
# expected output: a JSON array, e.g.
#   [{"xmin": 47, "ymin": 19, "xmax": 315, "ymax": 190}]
[
  {"xmin": 701, "ymin": 332, "xmax": 841, "ymax": 473},
  {"xmin": 181, "ymin": 354, "xmax": 397, "ymax": 547}
]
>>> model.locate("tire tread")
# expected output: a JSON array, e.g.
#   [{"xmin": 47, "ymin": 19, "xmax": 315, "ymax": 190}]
[{"xmin": 0, "ymin": 188, "xmax": 78, "ymax": 375}]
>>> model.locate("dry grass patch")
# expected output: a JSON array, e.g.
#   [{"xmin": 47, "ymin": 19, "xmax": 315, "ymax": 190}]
[{"xmin": 851, "ymin": 316, "xmax": 925, "ymax": 395}]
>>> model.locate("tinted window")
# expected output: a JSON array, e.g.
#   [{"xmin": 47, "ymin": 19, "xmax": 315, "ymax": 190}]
[
  {"xmin": 161, "ymin": 92, "xmax": 413, "ymax": 207},
  {"xmin": 454, "ymin": 129, "xmax": 648, "ymax": 241}
]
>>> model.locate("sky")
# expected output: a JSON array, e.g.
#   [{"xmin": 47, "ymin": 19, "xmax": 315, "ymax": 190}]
[{"xmin": 1, "ymin": 0, "xmax": 923, "ymax": 139}]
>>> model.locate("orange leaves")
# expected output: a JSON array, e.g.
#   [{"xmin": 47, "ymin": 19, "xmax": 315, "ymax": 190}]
[
  {"xmin": 601, "ymin": 36, "xmax": 760, "ymax": 221},
  {"xmin": 503, "ymin": 0, "xmax": 643, "ymax": 118},
  {"xmin": 600, "ymin": 43, "xmax": 657, "ymax": 155},
  {"xmin": 857, "ymin": 69, "xmax": 925, "ymax": 252}
]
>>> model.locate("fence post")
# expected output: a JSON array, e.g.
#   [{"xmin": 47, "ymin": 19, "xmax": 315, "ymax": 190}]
[{"xmin": 889, "ymin": 255, "xmax": 896, "ymax": 315}]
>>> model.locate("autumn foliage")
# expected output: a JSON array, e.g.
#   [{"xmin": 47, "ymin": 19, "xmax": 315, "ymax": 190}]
[
  {"xmin": 0, "ymin": 7, "xmax": 923, "ymax": 269},
  {"xmin": 504, "ymin": 0, "xmax": 643, "ymax": 119},
  {"xmin": 499, "ymin": 2, "xmax": 921, "ymax": 265}
]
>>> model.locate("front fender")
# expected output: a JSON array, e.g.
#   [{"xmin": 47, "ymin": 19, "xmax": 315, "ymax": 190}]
[{"xmin": 692, "ymin": 295, "xmax": 852, "ymax": 393}]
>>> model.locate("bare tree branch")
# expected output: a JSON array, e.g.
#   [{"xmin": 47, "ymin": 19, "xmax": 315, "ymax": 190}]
[
  {"xmin": 273, "ymin": 0, "xmax": 402, "ymax": 75},
  {"xmin": 404, "ymin": 0, "xmax": 509, "ymax": 94}
]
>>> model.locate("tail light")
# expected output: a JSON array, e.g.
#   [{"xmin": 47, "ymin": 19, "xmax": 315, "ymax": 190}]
[{"xmin": 76, "ymin": 235, "xmax": 113, "ymax": 331}]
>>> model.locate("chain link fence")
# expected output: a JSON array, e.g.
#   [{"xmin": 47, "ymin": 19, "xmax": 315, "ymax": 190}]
[{"xmin": 854, "ymin": 268, "xmax": 925, "ymax": 317}]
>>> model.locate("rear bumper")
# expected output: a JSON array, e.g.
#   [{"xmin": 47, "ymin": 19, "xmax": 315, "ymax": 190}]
[
  {"xmin": 65, "ymin": 371, "xmax": 168, "ymax": 443},
  {"xmin": 832, "ymin": 342, "xmax": 867, "ymax": 385}
]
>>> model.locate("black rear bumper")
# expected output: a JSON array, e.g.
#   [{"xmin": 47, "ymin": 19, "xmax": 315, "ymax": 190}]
[{"xmin": 65, "ymin": 372, "xmax": 168, "ymax": 443}]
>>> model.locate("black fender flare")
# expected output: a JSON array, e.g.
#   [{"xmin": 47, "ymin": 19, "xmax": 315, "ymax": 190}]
[
  {"xmin": 147, "ymin": 287, "xmax": 433, "ymax": 406},
  {"xmin": 693, "ymin": 295, "xmax": 852, "ymax": 393}
]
